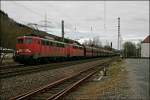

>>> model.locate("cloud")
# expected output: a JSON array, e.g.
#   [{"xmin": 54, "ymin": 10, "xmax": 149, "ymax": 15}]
[
  {"xmin": 133, "ymin": 17, "xmax": 148, "ymax": 23},
  {"xmin": 1, "ymin": 1, "xmax": 149, "ymax": 49},
  {"xmin": 86, "ymin": 17, "xmax": 103, "ymax": 22}
]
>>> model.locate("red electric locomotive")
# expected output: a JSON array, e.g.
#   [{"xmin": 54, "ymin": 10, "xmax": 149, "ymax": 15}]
[{"xmin": 14, "ymin": 36, "xmax": 85, "ymax": 64}]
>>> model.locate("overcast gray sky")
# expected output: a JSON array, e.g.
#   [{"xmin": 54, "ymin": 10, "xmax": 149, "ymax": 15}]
[{"xmin": 1, "ymin": 1, "xmax": 149, "ymax": 49}]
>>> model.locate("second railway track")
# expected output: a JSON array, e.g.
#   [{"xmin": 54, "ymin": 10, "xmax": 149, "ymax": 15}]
[
  {"xmin": 0, "ymin": 57, "xmax": 106, "ymax": 78},
  {"xmin": 0, "ymin": 63, "xmax": 24, "ymax": 70}
]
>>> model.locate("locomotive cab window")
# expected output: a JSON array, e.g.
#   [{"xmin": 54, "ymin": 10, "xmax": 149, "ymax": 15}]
[
  {"xmin": 46, "ymin": 41, "xmax": 49, "ymax": 46},
  {"xmin": 58, "ymin": 43, "xmax": 64, "ymax": 47},
  {"xmin": 49, "ymin": 42, "xmax": 53, "ymax": 46},
  {"xmin": 38, "ymin": 40, "xmax": 40, "ymax": 44},
  {"xmin": 42, "ymin": 40, "xmax": 46, "ymax": 45},
  {"xmin": 61, "ymin": 43, "xmax": 64, "ymax": 47},
  {"xmin": 25, "ymin": 38, "xmax": 32, "ymax": 44},
  {"xmin": 17, "ymin": 39, "xmax": 23, "ymax": 44}
]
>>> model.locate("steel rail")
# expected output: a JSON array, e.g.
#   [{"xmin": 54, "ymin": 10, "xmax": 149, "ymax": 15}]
[
  {"xmin": 47, "ymin": 71, "xmax": 96, "ymax": 100},
  {"xmin": 0, "ymin": 63, "xmax": 24, "ymax": 69},
  {"xmin": 9, "ymin": 65, "xmax": 97, "ymax": 100}
]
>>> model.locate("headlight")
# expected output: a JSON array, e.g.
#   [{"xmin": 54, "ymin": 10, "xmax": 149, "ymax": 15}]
[
  {"xmin": 16, "ymin": 50, "xmax": 19, "ymax": 53},
  {"xmin": 16, "ymin": 49, "xmax": 31, "ymax": 53},
  {"xmin": 25, "ymin": 49, "xmax": 31, "ymax": 53},
  {"xmin": 17, "ymin": 49, "xmax": 22, "ymax": 53}
]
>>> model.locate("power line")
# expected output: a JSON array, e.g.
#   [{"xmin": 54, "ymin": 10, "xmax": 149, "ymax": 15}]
[
  {"xmin": 12, "ymin": 1, "xmax": 43, "ymax": 17},
  {"xmin": 11, "ymin": 1, "xmax": 57, "ymax": 27},
  {"xmin": 9, "ymin": 1, "xmax": 78, "ymax": 37},
  {"xmin": 44, "ymin": 4, "xmax": 76, "ymax": 34}
]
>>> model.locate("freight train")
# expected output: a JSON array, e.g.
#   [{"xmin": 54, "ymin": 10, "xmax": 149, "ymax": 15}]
[{"xmin": 14, "ymin": 35, "xmax": 116, "ymax": 64}]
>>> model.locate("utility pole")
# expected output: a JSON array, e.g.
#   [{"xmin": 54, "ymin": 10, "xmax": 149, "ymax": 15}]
[
  {"xmin": 118, "ymin": 17, "xmax": 120, "ymax": 50},
  {"xmin": 111, "ymin": 42, "xmax": 112, "ymax": 50},
  {"xmin": 75, "ymin": 25, "xmax": 77, "ymax": 33},
  {"xmin": 120, "ymin": 36, "xmax": 123, "ymax": 50},
  {"xmin": 62, "ymin": 20, "xmax": 64, "ymax": 42},
  {"xmin": 91, "ymin": 26, "xmax": 93, "ymax": 33},
  {"xmin": 74, "ymin": 25, "xmax": 77, "ymax": 40}
]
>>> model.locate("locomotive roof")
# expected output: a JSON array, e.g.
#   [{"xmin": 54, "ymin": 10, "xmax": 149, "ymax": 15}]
[
  {"xmin": 27, "ymin": 33, "xmax": 82, "ymax": 45},
  {"xmin": 17, "ymin": 36, "xmax": 83, "ymax": 47}
]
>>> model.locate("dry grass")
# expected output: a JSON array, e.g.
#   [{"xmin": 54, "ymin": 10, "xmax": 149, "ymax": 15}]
[{"xmin": 65, "ymin": 58, "xmax": 130, "ymax": 100}]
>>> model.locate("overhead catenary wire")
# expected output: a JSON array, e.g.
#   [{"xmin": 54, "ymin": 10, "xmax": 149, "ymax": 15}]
[
  {"xmin": 10, "ymin": 1, "xmax": 59, "ymax": 31},
  {"xmin": 6, "ymin": 1, "xmax": 100, "ymax": 41},
  {"xmin": 44, "ymin": 4, "xmax": 85, "ymax": 39},
  {"xmin": 12, "ymin": 1, "xmax": 43, "ymax": 18}
]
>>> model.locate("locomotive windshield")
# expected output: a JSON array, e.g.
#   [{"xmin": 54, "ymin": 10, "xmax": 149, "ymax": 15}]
[
  {"xmin": 17, "ymin": 39, "xmax": 23, "ymax": 44},
  {"xmin": 17, "ymin": 38, "xmax": 32, "ymax": 44},
  {"xmin": 25, "ymin": 38, "xmax": 32, "ymax": 44}
]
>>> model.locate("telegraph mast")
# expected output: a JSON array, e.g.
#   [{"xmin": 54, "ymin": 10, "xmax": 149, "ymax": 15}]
[
  {"xmin": 118, "ymin": 17, "xmax": 120, "ymax": 50},
  {"xmin": 62, "ymin": 20, "xmax": 64, "ymax": 42},
  {"xmin": 91, "ymin": 26, "xmax": 93, "ymax": 33}
]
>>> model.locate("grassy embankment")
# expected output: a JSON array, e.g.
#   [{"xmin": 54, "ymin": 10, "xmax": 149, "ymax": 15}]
[{"xmin": 65, "ymin": 58, "xmax": 130, "ymax": 99}]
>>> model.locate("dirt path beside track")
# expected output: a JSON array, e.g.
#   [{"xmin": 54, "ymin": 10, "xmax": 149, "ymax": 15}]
[
  {"xmin": 124, "ymin": 58, "xmax": 149, "ymax": 99},
  {"xmin": 64, "ymin": 58, "xmax": 149, "ymax": 100}
]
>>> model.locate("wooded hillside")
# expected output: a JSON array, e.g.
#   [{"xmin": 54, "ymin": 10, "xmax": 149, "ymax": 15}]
[
  {"xmin": 0, "ymin": 10, "xmax": 35, "ymax": 49},
  {"xmin": 0, "ymin": 10, "xmax": 79, "ymax": 49}
]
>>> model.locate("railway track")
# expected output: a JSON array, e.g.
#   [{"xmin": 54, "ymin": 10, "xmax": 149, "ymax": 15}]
[
  {"xmin": 0, "ymin": 57, "xmax": 108, "ymax": 79},
  {"xmin": 9, "ymin": 60, "xmax": 108, "ymax": 100},
  {"xmin": 0, "ymin": 63, "xmax": 24, "ymax": 70}
]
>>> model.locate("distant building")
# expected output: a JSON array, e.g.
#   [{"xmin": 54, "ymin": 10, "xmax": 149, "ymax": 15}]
[{"xmin": 141, "ymin": 35, "xmax": 150, "ymax": 58}]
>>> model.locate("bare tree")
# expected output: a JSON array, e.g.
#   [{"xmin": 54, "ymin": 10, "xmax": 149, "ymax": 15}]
[
  {"xmin": 82, "ymin": 37, "xmax": 103, "ymax": 48},
  {"xmin": 123, "ymin": 41, "xmax": 137, "ymax": 58},
  {"xmin": 93, "ymin": 37, "xmax": 102, "ymax": 48},
  {"xmin": 136, "ymin": 42, "xmax": 141, "ymax": 57}
]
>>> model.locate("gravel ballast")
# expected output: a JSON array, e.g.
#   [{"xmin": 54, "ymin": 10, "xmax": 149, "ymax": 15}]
[{"xmin": 0, "ymin": 58, "xmax": 109, "ymax": 99}]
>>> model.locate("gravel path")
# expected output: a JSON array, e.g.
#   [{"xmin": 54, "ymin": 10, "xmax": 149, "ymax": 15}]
[
  {"xmin": 124, "ymin": 58, "xmax": 149, "ymax": 99},
  {"xmin": 0, "ymin": 58, "xmax": 108, "ymax": 99}
]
